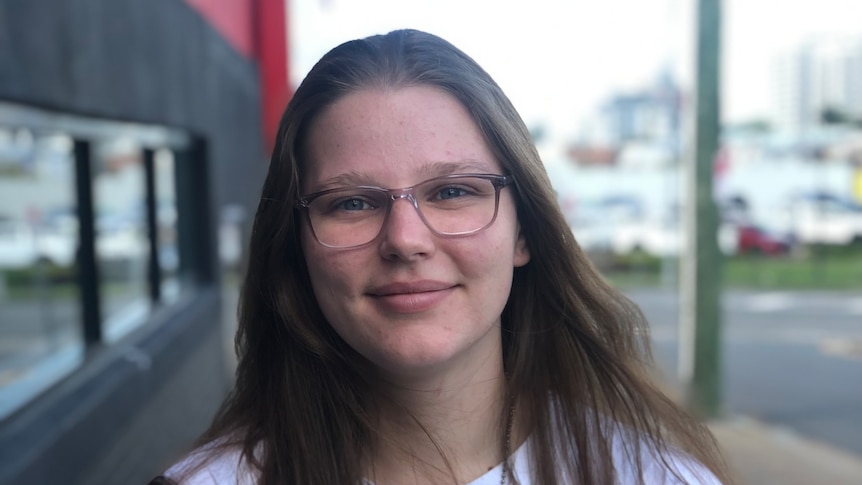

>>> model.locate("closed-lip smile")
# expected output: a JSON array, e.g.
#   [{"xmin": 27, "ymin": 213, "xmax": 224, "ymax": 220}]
[
  {"xmin": 367, "ymin": 280, "xmax": 456, "ymax": 313},
  {"xmin": 368, "ymin": 280, "xmax": 455, "ymax": 296}
]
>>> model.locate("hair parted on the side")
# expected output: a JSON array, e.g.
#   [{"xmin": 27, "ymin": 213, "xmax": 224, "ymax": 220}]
[{"xmin": 156, "ymin": 28, "xmax": 730, "ymax": 485}]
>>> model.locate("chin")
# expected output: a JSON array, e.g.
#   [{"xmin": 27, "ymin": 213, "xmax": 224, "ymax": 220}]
[
  {"xmin": 368, "ymin": 335, "xmax": 498, "ymax": 381},
  {"xmin": 360, "ymin": 337, "xmax": 458, "ymax": 373},
  {"xmin": 375, "ymin": 345, "xmax": 458, "ymax": 372}
]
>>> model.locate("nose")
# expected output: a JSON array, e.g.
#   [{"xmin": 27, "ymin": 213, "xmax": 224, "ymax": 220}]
[{"xmin": 378, "ymin": 194, "xmax": 436, "ymax": 261}]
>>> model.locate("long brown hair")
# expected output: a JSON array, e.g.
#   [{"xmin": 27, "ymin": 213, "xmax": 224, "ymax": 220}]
[{"xmin": 166, "ymin": 29, "xmax": 730, "ymax": 484}]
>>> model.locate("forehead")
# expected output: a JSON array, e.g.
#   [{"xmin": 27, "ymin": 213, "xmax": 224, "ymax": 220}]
[{"xmin": 302, "ymin": 85, "xmax": 500, "ymax": 189}]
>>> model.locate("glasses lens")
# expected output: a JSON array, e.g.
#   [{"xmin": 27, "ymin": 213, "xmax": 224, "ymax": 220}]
[
  {"xmin": 304, "ymin": 176, "xmax": 502, "ymax": 248},
  {"xmin": 416, "ymin": 176, "xmax": 498, "ymax": 235},
  {"xmin": 305, "ymin": 188, "xmax": 388, "ymax": 248}
]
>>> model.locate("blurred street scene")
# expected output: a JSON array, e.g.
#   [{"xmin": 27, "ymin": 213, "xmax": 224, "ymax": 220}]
[
  {"xmin": 2, "ymin": 1, "xmax": 861, "ymax": 484},
  {"xmin": 630, "ymin": 288, "xmax": 862, "ymax": 484}
]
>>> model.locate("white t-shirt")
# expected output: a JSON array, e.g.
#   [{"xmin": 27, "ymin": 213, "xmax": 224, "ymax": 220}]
[
  {"xmin": 166, "ymin": 431, "xmax": 721, "ymax": 485},
  {"xmin": 465, "ymin": 433, "xmax": 721, "ymax": 485}
]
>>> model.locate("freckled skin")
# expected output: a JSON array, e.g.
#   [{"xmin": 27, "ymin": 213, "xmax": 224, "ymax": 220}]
[{"xmin": 301, "ymin": 86, "xmax": 530, "ymax": 384}]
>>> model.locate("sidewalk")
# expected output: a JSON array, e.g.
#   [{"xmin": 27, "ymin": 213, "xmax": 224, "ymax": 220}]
[{"xmin": 709, "ymin": 415, "xmax": 862, "ymax": 485}]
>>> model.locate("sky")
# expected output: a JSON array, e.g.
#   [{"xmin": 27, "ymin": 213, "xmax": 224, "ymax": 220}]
[{"xmin": 288, "ymin": 0, "xmax": 861, "ymax": 140}]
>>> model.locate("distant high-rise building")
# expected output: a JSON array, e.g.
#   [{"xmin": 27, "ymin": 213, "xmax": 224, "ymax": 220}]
[
  {"xmin": 583, "ymin": 69, "xmax": 683, "ymax": 147},
  {"xmin": 773, "ymin": 37, "xmax": 862, "ymax": 131}
]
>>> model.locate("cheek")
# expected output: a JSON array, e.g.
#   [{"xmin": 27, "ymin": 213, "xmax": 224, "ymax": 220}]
[
  {"xmin": 301, "ymin": 228, "xmax": 334, "ymax": 293},
  {"xmin": 305, "ymin": 250, "xmax": 344, "ymax": 292},
  {"xmin": 459, "ymin": 238, "xmax": 518, "ymax": 319},
  {"xmin": 456, "ymin": 233, "xmax": 517, "ymax": 281},
  {"xmin": 302, "ymin": 226, "xmax": 338, "ymax": 284},
  {"xmin": 303, "ymin": 244, "xmax": 366, "ymax": 310}
]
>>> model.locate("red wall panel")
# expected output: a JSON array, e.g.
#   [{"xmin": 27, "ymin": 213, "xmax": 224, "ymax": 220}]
[
  {"xmin": 185, "ymin": 0, "xmax": 255, "ymax": 58},
  {"xmin": 255, "ymin": 0, "xmax": 290, "ymax": 150},
  {"xmin": 184, "ymin": 0, "xmax": 289, "ymax": 151}
]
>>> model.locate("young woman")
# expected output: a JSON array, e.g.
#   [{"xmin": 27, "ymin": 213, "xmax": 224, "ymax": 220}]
[{"xmin": 156, "ymin": 29, "xmax": 730, "ymax": 484}]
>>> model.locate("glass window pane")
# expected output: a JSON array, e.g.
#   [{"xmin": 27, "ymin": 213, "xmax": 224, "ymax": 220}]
[
  {"xmin": 0, "ymin": 129, "xmax": 84, "ymax": 419},
  {"xmin": 155, "ymin": 148, "xmax": 181, "ymax": 302},
  {"xmin": 93, "ymin": 138, "xmax": 150, "ymax": 343}
]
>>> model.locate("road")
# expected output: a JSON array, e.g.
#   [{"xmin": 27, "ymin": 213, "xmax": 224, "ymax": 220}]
[{"xmin": 625, "ymin": 288, "xmax": 862, "ymax": 457}]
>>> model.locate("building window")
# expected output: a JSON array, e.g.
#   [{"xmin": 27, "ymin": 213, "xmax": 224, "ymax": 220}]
[
  {"xmin": 94, "ymin": 138, "xmax": 151, "ymax": 342},
  {"xmin": 0, "ymin": 103, "xmax": 195, "ymax": 419},
  {"xmin": 0, "ymin": 129, "xmax": 83, "ymax": 419},
  {"xmin": 154, "ymin": 148, "xmax": 180, "ymax": 302}
]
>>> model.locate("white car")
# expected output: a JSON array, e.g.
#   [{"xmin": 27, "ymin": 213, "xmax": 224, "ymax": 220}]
[
  {"xmin": 611, "ymin": 219, "xmax": 683, "ymax": 258},
  {"xmin": 782, "ymin": 193, "xmax": 862, "ymax": 245},
  {"xmin": 0, "ymin": 218, "xmax": 76, "ymax": 269}
]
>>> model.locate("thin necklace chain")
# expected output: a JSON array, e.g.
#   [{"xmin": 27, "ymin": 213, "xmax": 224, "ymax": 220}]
[
  {"xmin": 500, "ymin": 399, "xmax": 516, "ymax": 485},
  {"xmin": 364, "ymin": 399, "xmax": 517, "ymax": 485}
]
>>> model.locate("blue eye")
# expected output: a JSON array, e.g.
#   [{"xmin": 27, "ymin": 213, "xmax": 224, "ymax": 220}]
[
  {"xmin": 438, "ymin": 187, "xmax": 468, "ymax": 200},
  {"xmin": 339, "ymin": 198, "xmax": 372, "ymax": 211}
]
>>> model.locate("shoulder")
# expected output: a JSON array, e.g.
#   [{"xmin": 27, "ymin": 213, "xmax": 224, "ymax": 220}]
[
  {"xmin": 611, "ymin": 427, "xmax": 722, "ymax": 484},
  {"xmin": 543, "ymin": 407, "xmax": 722, "ymax": 484},
  {"xmin": 632, "ymin": 450, "xmax": 722, "ymax": 484},
  {"xmin": 506, "ymin": 431, "xmax": 721, "ymax": 485},
  {"xmin": 164, "ymin": 445, "xmax": 259, "ymax": 485}
]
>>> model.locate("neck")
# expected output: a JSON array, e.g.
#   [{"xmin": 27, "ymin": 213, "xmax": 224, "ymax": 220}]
[{"xmin": 368, "ymin": 348, "xmax": 510, "ymax": 484}]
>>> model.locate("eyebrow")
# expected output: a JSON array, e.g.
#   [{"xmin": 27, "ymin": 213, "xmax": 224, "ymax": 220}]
[{"xmin": 310, "ymin": 159, "xmax": 496, "ymax": 191}]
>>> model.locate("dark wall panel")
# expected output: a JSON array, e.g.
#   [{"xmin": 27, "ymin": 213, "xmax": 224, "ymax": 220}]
[
  {"xmin": 0, "ymin": 0, "xmax": 267, "ymax": 213},
  {"xmin": 0, "ymin": 0, "xmax": 266, "ymax": 482},
  {"xmin": 2, "ymin": 289, "xmax": 225, "ymax": 485}
]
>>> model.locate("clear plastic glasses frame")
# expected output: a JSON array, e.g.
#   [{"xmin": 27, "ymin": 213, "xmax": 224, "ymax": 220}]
[{"xmin": 297, "ymin": 173, "xmax": 514, "ymax": 249}]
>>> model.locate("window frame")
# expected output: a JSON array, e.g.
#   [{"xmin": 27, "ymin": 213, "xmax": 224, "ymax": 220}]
[{"xmin": 0, "ymin": 101, "xmax": 213, "ymax": 421}]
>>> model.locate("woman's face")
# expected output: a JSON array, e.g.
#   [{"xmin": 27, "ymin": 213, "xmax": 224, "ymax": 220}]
[{"xmin": 300, "ymin": 85, "xmax": 530, "ymax": 381}]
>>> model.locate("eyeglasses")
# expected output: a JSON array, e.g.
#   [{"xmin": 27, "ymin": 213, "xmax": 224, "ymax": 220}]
[{"xmin": 297, "ymin": 173, "xmax": 514, "ymax": 249}]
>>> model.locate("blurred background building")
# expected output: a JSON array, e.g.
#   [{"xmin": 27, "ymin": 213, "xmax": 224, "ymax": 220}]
[
  {"xmin": 774, "ymin": 36, "xmax": 862, "ymax": 131},
  {"xmin": 0, "ymin": 1, "xmax": 286, "ymax": 484}
]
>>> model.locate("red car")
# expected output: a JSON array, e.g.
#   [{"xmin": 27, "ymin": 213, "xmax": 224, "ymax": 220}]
[{"xmin": 736, "ymin": 224, "xmax": 791, "ymax": 255}]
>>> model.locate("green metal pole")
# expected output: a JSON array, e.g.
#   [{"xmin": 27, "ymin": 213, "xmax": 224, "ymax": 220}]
[{"xmin": 680, "ymin": 0, "xmax": 723, "ymax": 418}]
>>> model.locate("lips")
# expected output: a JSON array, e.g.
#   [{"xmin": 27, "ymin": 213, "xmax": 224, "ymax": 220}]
[
  {"xmin": 368, "ymin": 280, "xmax": 454, "ymax": 296},
  {"xmin": 367, "ymin": 280, "xmax": 456, "ymax": 313}
]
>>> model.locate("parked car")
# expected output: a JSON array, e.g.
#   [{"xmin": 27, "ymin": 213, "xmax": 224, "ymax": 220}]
[
  {"xmin": 612, "ymin": 219, "xmax": 681, "ymax": 257},
  {"xmin": 568, "ymin": 194, "xmax": 645, "ymax": 253},
  {"xmin": 0, "ymin": 216, "xmax": 76, "ymax": 269},
  {"xmin": 782, "ymin": 192, "xmax": 862, "ymax": 246},
  {"xmin": 734, "ymin": 224, "xmax": 792, "ymax": 255},
  {"xmin": 606, "ymin": 220, "xmax": 790, "ymax": 258}
]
